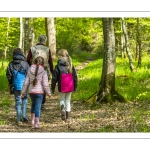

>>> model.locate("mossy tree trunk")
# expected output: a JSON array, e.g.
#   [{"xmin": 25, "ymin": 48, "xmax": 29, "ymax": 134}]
[{"xmin": 87, "ymin": 18, "xmax": 127, "ymax": 104}]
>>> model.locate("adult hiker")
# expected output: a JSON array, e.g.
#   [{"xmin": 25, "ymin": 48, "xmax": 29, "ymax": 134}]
[{"xmin": 27, "ymin": 34, "xmax": 54, "ymax": 109}]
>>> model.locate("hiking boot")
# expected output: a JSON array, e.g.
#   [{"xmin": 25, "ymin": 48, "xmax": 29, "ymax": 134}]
[
  {"xmin": 61, "ymin": 105, "xmax": 66, "ymax": 121},
  {"xmin": 34, "ymin": 117, "xmax": 40, "ymax": 129},
  {"xmin": 16, "ymin": 121, "xmax": 22, "ymax": 125},
  {"xmin": 22, "ymin": 118, "xmax": 28, "ymax": 122}
]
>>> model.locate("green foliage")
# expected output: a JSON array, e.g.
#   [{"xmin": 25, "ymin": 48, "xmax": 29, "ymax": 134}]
[
  {"xmin": 33, "ymin": 18, "xmax": 46, "ymax": 42},
  {"xmin": 115, "ymin": 56, "xmax": 150, "ymax": 101},
  {"xmin": 0, "ymin": 65, "xmax": 8, "ymax": 91},
  {"xmin": 56, "ymin": 18, "xmax": 103, "ymax": 54}
]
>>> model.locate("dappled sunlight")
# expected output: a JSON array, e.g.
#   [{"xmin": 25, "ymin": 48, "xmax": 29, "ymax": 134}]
[{"xmin": 1, "ymin": 57, "xmax": 150, "ymax": 132}]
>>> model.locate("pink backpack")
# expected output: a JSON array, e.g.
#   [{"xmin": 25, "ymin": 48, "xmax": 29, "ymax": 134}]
[{"xmin": 60, "ymin": 73, "xmax": 74, "ymax": 92}]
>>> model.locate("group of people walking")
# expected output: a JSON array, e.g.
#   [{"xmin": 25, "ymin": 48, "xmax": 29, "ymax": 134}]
[{"xmin": 6, "ymin": 34, "xmax": 78, "ymax": 129}]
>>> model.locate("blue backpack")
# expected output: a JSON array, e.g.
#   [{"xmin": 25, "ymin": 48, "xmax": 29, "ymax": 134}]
[{"xmin": 13, "ymin": 61, "xmax": 26, "ymax": 90}]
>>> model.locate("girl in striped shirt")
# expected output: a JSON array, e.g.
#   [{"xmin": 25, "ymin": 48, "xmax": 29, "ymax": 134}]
[{"xmin": 21, "ymin": 56, "xmax": 51, "ymax": 128}]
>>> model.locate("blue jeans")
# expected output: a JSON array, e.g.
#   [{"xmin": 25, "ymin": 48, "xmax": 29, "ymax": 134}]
[
  {"xmin": 14, "ymin": 90, "xmax": 28, "ymax": 121},
  {"xmin": 30, "ymin": 94, "xmax": 43, "ymax": 117}
]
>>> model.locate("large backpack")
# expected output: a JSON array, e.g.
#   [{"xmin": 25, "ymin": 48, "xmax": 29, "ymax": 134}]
[
  {"xmin": 13, "ymin": 61, "xmax": 26, "ymax": 90},
  {"xmin": 31, "ymin": 45, "xmax": 50, "ymax": 77},
  {"xmin": 58, "ymin": 65, "xmax": 74, "ymax": 93},
  {"xmin": 60, "ymin": 73, "xmax": 74, "ymax": 92}
]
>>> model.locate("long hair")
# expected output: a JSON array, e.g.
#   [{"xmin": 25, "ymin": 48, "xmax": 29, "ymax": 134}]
[
  {"xmin": 57, "ymin": 49, "xmax": 72, "ymax": 73},
  {"xmin": 32, "ymin": 56, "xmax": 44, "ymax": 86}
]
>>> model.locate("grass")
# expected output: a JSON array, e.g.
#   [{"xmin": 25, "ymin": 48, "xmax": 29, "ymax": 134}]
[
  {"xmin": 72, "ymin": 55, "xmax": 150, "ymax": 103},
  {"xmin": 0, "ymin": 68, "xmax": 9, "ymax": 91},
  {"xmin": 1, "ymin": 53, "xmax": 150, "ymax": 132}
]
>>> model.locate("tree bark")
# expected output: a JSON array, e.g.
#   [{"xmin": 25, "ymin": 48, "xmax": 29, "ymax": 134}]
[
  {"xmin": 18, "ymin": 17, "xmax": 23, "ymax": 48},
  {"xmin": 121, "ymin": 17, "xmax": 135, "ymax": 71},
  {"xmin": 136, "ymin": 18, "xmax": 142, "ymax": 68},
  {"xmin": 45, "ymin": 18, "xmax": 56, "ymax": 60},
  {"xmin": 2, "ymin": 17, "xmax": 10, "ymax": 67},
  {"xmin": 120, "ymin": 18, "xmax": 126, "ymax": 58},
  {"xmin": 86, "ymin": 18, "xmax": 127, "ymax": 104},
  {"xmin": 4, "ymin": 17, "xmax": 10, "ymax": 59},
  {"xmin": 28, "ymin": 18, "xmax": 34, "ymax": 48},
  {"xmin": 23, "ymin": 18, "xmax": 34, "ymax": 56}
]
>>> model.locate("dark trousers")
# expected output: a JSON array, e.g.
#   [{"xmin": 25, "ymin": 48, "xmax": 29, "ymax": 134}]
[
  {"xmin": 42, "ymin": 92, "xmax": 46, "ymax": 104},
  {"xmin": 42, "ymin": 78, "xmax": 50, "ymax": 105}
]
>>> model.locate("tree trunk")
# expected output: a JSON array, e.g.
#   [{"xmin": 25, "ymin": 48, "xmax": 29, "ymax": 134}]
[
  {"xmin": 136, "ymin": 18, "xmax": 142, "ymax": 68},
  {"xmin": 24, "ymin": 18, "xmax": 29, "ymax": 55},
  {"xmin": 114, "ymin": 18, "xmax": 119, "ymax": 53},
  {"xmin": 121, "ymin": 17, "xmax": 135, "ymax": 71},
  {"xmin": 2, "ymin": 17, "xmax": 10, "ymax": 67},
  {"xmin": 45, "ymin": 18, "xmax": 56, "ymax": 60},
  {"xmin": 120, "ymin": 19, "xmax": 126, "ymax": 58},
  {"xmin": 23, "ymin": 18, "xmax": 34, "ymax": 56},
  {"xmin": 4, "ymin": 17, "xmax": 10, "ymax": 59},
  {"xmin": 18, "ymin": 17, "xmax": 23, "ymax": 48},
  {"xmin": 86, "ymin": 18, "xmax": 127, "ymax": 104}
]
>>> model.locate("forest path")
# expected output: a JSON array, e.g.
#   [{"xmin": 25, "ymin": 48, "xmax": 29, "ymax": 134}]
[
  {"xmin": 0, "ymin": 60, "xmax": 94, "ymax": 132},
  {"xmin": 1, "ymin": 60, "xmax": 150, "ymax": 132}
]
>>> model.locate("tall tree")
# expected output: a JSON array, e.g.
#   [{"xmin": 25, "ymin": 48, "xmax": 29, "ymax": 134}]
[
  {"xmin": 87, "ymin": 18, "xmax": 126, "ymax": 103},
  {"xmin": 18, "ymin": 17, "xmax": 23, "ymax": 48},
  {"xmin": 23, "ymin": 18, "xmax": 34, "ymax": 56},
  {"xmin": 28, "ymin": 18, "xmax": 34, "ymax": 48},
  {"xmin": 121, "ymin": 18, "xmax": 135, "ymax": 71},
  {"xmin": 45, "ymin": 18, "xmax": 56, "ymax": 60},
  {"xmin": 136, "ymin": 18, "xmax": 142, "ymax": 68},
  {"xmin": 2, "ymin": 17, "xmax": 10, "ymax": 67},
  {"xmin": 120, "ymin": 19, "xmax": 126, "ymax": 58},
  {"xmin": 23, "ymin": 18, "xmax": 29, "ymax": 55},
  {"xmin": 4, "ymin": 17, "xmax": 10, "ymax": 59}
]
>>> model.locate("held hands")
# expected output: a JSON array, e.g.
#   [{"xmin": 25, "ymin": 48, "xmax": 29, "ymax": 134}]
[
  {"xmin": 21, "ymin": 94, "xmax": 24, "ymax": 98},
  {"xmin": 48, "ymin": 94, "xmax": 51, "ymax": 98}
]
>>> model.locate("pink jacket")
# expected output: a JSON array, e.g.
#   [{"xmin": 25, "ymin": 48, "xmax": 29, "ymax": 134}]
[{"xmin": 21, "ymin": 64, "xmax": 51, "ymax": 95}]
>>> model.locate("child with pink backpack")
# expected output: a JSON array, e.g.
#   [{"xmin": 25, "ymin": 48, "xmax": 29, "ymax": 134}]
[{"xmin": 51, "ymin": 49, "xmax": 78, "ymax": 121}]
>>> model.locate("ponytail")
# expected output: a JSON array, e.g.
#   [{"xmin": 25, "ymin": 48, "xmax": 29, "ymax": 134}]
[
  {"xmin": 66, "ymin": 54, "xmax": 72, "ymax": 73},
  {"xmin": 32, "ymin": 56, "xmax": 44, "ymax": 87}
]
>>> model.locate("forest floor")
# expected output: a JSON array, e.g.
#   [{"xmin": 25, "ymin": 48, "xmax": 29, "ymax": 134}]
[{"xmin": 1, "ymin": 61, "xmax": 150, "ymax": 133}]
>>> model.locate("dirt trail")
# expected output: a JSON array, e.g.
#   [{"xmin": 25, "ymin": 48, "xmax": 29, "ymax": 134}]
[
  {"xmin": 0, "ymin": 61, "xmax": 92, "ymax": 132},
  {"xmin": 1, "ymin": 60, "xmax": 150, "ymax": 132}
]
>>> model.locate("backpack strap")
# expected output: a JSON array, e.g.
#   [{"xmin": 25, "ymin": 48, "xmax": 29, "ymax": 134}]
[{"xmin": 14, "ymin": 61, "xmax": 24, "ymax": 79}]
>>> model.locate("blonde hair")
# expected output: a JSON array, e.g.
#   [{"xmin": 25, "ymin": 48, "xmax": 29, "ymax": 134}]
[{"xmin": 57, "ymin": 49, "xmax": 72, "ymax": 73}]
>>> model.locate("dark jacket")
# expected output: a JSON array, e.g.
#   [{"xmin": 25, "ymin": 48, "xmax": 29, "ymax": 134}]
[
  {"xmin": 6, "ymin": 52, "xmax": 30, "ymax": 85},
  {"xmin": 51, "ymin": 58, "xmax": 78, "ymax": 93},
  {"xmin": 27, "ymin": 43, "xmax": 53, "ymax": 74}
]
